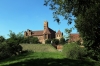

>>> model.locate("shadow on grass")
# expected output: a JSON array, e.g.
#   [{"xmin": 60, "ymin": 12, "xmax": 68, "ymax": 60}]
[{"xmin": 8, "ymin": 58, "xmax": 100, "ymax": 66}]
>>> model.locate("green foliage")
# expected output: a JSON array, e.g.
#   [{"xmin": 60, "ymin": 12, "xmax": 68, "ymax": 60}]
[
  {"xmin": 22, "ymin": 37, "xmax": 30, "ymax": 43},
  {"xmin": 64, "ymin": 28, "xmax": 72, "ymax": 39},
  {"xmin": 44, "ymin": 0, "xmax": 100, "ymax": 61},
  {"xmin": 6, "ymin": 38, "xmax": 22, "ymax": 55},
  {"xmin": 30, "ymin": 37, "xmax": 39, "ymax": 44},
  {"xmin": 0, "ymin": 31, "xmax": 23, "ymax": 60},
  {"xmin": 0, "ymin": 40, "xmax": 22, "ymax": 60},
  {"xmin": 0, "ymin": 36, "xmax": 5, "ymax": 43},
  {"xmin": 59, "ymin": 37, "xmax": 65, "ymax": 44},
  {"xmin": 75, "ymin": 6, "xmax": 100, "ymax": 60},
  {"xmin": 8, "ymin": 30, "xmax": 24, "ymax": 44},
  {"xmin": 76, "ymin": 40, "xmax": 81, "ymax": 45},
  {"xmin": 23, "ymin": 36, "xmax": 39, "ymax": 44},
  {"xmin": 0, "ymin": 42, "xmax": 11, "ymax": 60},
  {"xmin": 52, "ymin": 39, "xmax": 59, "ymax": 45},
  {"xmin": 0, "ymin": 51, "xmax": 100, "ymax": 66},
  {"xmin": 45, "ymin": 39, "xmax": 51, "ymax": 44},
  {"xmin": 63, "ymin": 43, "xmax": 86, "ymax": 59}
]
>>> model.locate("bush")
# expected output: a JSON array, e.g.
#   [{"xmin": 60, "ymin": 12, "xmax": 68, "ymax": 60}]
[
  {"xmin": 0, "ymin": 37, "xmax": 22, "ymax": 60},
  {"xmin": 0, "ymin": 41, "xmax": 22, "ymax": 60},
  {"xmin": 45, "ymin": 39, "xmax": 51, "ymax": 44},
  {"xmin": 59, "ymin": 37, "xmax": 66, "ymax": 44},
  {"xmin": 63, "ymin": 43, "xmax": 86, "ymax": 59},
  {"xmin": 22, "ymin": 36, "xmax": 39, "ymax": 44},
  {"xmin": 76, "ymin": 39, "xmax": 82, "ymax": 45},
  {"xmin": 52, "ymin": 39, "xmax": 59, "ymax": 45}
]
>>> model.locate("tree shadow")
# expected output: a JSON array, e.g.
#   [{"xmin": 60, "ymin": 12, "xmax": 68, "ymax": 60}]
[{"xmin": 8, "ymin": 58, "xmax": 99, "ymax": 66}]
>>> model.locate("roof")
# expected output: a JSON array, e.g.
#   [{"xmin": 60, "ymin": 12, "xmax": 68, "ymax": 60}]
[
  {"xmin": 68, "ymin": 33, "xmax": 80, "ymax": 42},
  {"xmin": 70, "ymin": 34, "xmax": 79, "ymax": 39},
  {"xmin": 26, "ymin": 27, "xmax": 56, "ymax": 36},
  {"xmin": 56, "ymin": 30, "xmax": 62, "ymax": 34},
  {"xmin": 43, "ymin": 28, "xmax": 56, "ymax": 34},
  {"xmin": 43, "ymin": 28, "xmax": 51, "ymax": 34},
  {"xmin": 32, "ymin": 30, "xmax": 43, "ymax": 36},
  {"xmin": 48, "ymin": 28, "xmax": 56, "ymax": 33}
]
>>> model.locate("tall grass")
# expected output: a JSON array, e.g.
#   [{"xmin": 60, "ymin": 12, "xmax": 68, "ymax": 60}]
[{"xmin": 20, "ymin": 44, "xmax": 57, "ymax": 52}]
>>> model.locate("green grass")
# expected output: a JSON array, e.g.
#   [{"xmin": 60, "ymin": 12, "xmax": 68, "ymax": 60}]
[
  {"xmin": 20, "ymin": 44, "xmax": 57, "ymax": 52},
  {"xmin": 0, "ymin": 52, "xmax": 65, "ymax": 66},
  {"xmin": 0, "ymin": 44, "xmax": 100, "ymax": 66},
  {"xmin": 0, "ymin": 52, "xmax": 100, "ymax": 66}
]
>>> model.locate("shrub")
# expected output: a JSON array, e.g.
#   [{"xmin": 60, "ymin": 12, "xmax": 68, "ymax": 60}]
[
  {"xmin": 45, "ymin": 39, "xmax": 51, "ymax": 44},
  {"xmin": 76, "ymin": 39, "xmax": 82, "ymax": 45},
  {"xmin": 23, "ymin": 36, "xmax": 39, "ymax": 44},
  {"xmin": 59, "ymin": 37, "xmax": 66, "ymax": 44},
  {"xmin": 0, "ymin": 37, "xmax": 22, "ymax": 60},
  {"xmin": 52, "ymin": 39, "xmax": 59, "ymax": 45},
  {"xmin": 63, "ymin": 43, "xmax": 87, "ymax": 59}
]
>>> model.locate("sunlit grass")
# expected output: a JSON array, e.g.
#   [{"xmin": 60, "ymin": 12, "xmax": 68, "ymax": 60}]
[
  {"xmin": 20, "ymin": 44, "xmax": 57, "ymax": 52},
  {"xmin": 0, "ymin": 44, "xmax": 100, "ymax": 66},
  {"xmin": 0, "ymin": 52, "xmax": 65, "ymax": 66}
]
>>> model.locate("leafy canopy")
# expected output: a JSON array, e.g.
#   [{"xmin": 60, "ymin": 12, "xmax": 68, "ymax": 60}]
[{"xmin": 44, "ymin": 0, "xmax": 100, "ymax": 60}]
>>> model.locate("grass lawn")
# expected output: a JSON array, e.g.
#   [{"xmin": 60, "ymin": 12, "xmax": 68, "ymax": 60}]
[
  {"xmin": 0, "ymin": 44, "xmax": 100, "ymax": 66},
  {"xmin": 0, "ymin": 52, "xmax": 100, "ymax": 66}
]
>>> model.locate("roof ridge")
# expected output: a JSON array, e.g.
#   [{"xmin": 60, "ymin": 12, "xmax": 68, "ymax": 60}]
[{"xmin": 32, "ymin": 30, "xmax": 43, "ymax": 32}]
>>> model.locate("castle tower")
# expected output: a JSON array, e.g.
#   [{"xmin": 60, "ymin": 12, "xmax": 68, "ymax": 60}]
[
  {"xmin": 56, "ymin": 30, "xmax": 63, "ymax": 40},
  {"xmin": 44, "ymin": 21, "xmax": 48, "ymax": 29}
]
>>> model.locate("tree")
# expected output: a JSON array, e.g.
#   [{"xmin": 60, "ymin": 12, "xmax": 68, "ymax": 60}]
[
  {"xmin": 52, "ymin": 39, "xmax": 59, "ymax": 45},
  {"xmin": 0, "ymin": 36, "xmax": 5, "ymax": 43},
  {"xmin": 30, "ymin": 36, "xmax": 39, "ymax": 44},
  {"xmin": 45, "ymin": 39, "xmax": 51, "ymax": 44},
  {"xmin": 64, "ymin": 28, "xmax": 72, "ymax": 39},
  {"xmin": 59, "ymin": 37, "xmax": 65, "ymax": 44},
  {"xmin": 23, "ymin": 36, "xmax": 39, "ymax": 44},
  {"xmin": 7, "ymin": 30, "xmax": 23, "ymax": 55},
  {"xmin": 44, "ymin": 0, "xmax": 100, "ymax": 60}
]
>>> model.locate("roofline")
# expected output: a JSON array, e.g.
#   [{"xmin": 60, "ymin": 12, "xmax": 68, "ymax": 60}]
[
  {"xmin": 70, "ymin": 33, "xmax": 79, "ymax": 34},
  {"xmin": 32, "ymin": 30, "xmax": 43, "ymax": 32}
]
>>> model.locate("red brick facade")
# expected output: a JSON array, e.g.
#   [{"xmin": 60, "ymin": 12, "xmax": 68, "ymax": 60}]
[
  {"xmin": 68, "ymin": 33, "xmax": 83, "ymax": 43},
  {"xmin": 24, "ymin": 21, "xmax": 63, "ymax": 44}
]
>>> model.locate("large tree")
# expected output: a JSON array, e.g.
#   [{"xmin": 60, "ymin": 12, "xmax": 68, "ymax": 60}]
[{"xmin": 44, "ymin": 0, "xmax": 100, "ymax": 60}]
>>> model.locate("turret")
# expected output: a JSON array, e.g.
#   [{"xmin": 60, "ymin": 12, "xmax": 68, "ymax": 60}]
[{"xmin": 44, "ymin": 21, "xmax": 48, "ymax": 29}]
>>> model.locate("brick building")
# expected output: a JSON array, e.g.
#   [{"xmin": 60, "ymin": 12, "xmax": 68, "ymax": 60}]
[
  {"xmin": 68, "ymin": 33, "xmax": 83, "ymax": 44},
  {"xmin": 24, "ymin": 21, "xmax": 63, "ymax": 44}
]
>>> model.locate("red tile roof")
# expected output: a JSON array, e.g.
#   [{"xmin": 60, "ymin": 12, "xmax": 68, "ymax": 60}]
[
  {"xmin": 68, "ymin": 33, "xmax": 80, "ymax": 42},
  {"xmin": 32, "ymin": 30, "xmax": 43, "ymax": 36}
]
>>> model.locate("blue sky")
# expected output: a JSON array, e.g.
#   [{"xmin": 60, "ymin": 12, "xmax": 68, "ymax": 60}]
[{"xmin": 0, "ymin": 0, "xmax": 77, "ymax": 38}]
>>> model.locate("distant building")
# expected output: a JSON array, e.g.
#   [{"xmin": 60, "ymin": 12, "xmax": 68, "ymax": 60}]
[
  {"xmin": 68, "ymin": 33, "xmax": 83, "ymax": 43},
  {"xmin": 24, "ymin": 21, "xmax": 63, "ymax": 44}
]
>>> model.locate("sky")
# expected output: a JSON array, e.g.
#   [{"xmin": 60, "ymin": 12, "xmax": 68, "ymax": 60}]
[{"xmin": 0, "ymin": 0, "xmax": 77, "ymax": 38}]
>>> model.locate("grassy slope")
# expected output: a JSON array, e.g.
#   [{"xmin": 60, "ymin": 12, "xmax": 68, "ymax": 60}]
[
  {"xmin": 0, "ymin": 52, "xmax": 65, "ymax": 66},
  {"xmin": 0, "ymin": 52, "xmax": 100, "ymax": 66},
  {"xmin": 0, "ymin": 44, "xmax": 100, "ymax": 66},
  {"xmin": 20, "ymin": 44, "xmax": 57, "ymax": 52}
]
